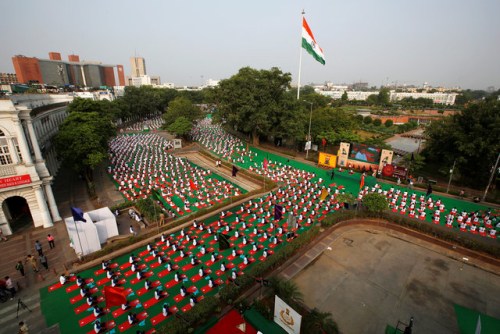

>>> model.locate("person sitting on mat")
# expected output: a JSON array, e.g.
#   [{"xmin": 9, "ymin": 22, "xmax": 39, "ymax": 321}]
[
  {"xmin": 162, "ymin": 302, "xmax": 170, "ymax": 316},
  {"xmin": 127, "ymin": 312, "xmax": 137, "ymax": 325},
  {"xmin": 93, "ymin": 319, "xmax": 102, "ymax": 333}
]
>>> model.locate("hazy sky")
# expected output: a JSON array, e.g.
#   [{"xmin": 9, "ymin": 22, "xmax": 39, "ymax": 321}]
[{"xmin": 1, "ymin": 0, "xmax": 499, "ymax": 89}]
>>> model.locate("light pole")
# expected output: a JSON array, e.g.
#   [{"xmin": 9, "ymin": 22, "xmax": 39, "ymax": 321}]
[
  {"xmin": 483, "ymin": 152, "xmax": 500, "ymax": 202},
  {"xmin": 446, "ymin": 160, "xmax": 456, "ymax": 194},
  {"xmin": 303, "ymin": 101, "xmax": 313, "ymax": 159}
]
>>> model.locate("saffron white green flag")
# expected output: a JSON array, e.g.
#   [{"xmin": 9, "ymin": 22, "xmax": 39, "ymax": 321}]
[{"xmin": 302, "ymin": 17, "xmax": 325, "ymax": 65}]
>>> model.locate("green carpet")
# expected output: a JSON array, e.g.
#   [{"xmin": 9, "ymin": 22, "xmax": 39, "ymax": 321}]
[
  {"xmin": 455, "ymin": 304, "xmax": 500, "ymax": 334},
  {"xmin": 244, "ymin": 307, "xmax": 287, "ymax": 334}
]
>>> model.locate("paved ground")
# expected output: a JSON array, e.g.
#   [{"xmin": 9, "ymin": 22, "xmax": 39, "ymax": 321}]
[
  {"xmin": 0, "ymin": 165, "xmax": 92, "ymax": 334},
  {"xmin": 291, "ymin": 226, "xmax": 500, "ymax": 334}
]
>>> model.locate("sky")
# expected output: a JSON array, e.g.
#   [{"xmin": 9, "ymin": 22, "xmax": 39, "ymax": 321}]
[{"xmin": 1, "ymin": 0, "xmax": 499, "ymax": 90}]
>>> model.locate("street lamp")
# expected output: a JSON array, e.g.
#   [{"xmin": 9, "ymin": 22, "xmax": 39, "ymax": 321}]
[
  {"xmin": 303, "ymin": 101, "xmax": 313, "ymax": 159},
  {"xmin": 483, "ymin": 152, "xmax": 500, "ymax": 202}
]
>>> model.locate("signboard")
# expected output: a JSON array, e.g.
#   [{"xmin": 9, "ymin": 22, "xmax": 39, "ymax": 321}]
[
  {"xmin": 173, "ymin": 139, "xmax": 182, "ymax": 149},
  {"xmin": 274, "ymin": 295, "xmax": 302, "ymax": 334},
  {"xmin": 0, "ymin": 174, "xmax": 32, "ymax": 189},
  {"xmin": 382, "ymin": 164, "xmax": 408, "ymax": 179},
  {"xmin": 318, "ymin": 152, "xmax": 337, "ymax": 168},
  {"xmin": 393, "ymin": 165, "xmax": 409, "ymax": 179}
]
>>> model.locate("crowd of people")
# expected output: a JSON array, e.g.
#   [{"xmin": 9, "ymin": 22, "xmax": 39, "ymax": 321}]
[
  {"xmin": 40, "ymin": 117, "xmax": 498, "ymax": 333},
  {"xmin": 357, "ymin": 182, "xmax": 499, "ymax": 238},
  {"xmin": 124, "ymin": 116, "xmax": 165, "ymax": 132},
  {"xmin": 107, "ymin": 133, "xmax": 243, "ymax": 214}
]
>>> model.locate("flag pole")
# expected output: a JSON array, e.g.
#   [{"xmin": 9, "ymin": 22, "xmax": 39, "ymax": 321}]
[
  {"xmin": 297, "ymin": 10, "xmax": 305, "ymax": 100},
  {"xmin": 73, "ymin": 217, "xmax": 84, "ymax": 257}
]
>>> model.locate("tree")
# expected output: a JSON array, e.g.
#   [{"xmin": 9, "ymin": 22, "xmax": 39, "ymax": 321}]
[
  {"xmin": 385, "ymin": 119, "xmax": 393, "ymax": 127},
  {"xmin": 269, "ymin": 277, "xmax": 304, "ymax": 305},
  {"xmin": 118, "ymin": 86, "xmax": 164, "ymax": 119},
  {"xmin": 362, "ymin": 193, "xmax": 388, "ymax": 214},
  {"xmin": 55, "ymin": 112, "xmax": 115, "ymax": 183},
  {"xmin": 354, "ymin": 114, "xmax": 364, "ymax": 123},
  {"xmin": 167, "ymin": 116, "xmax": 192, "ymax": 138},
  {"xmin": 302, "ymin": 308, "xmax": 339, "ymax": 334},
  {"xmin": 454, "ymin": 89, "xmax": 488, "ymax": 106},
  {"xmin": 163, "ymin": 96, "xmax": 203, "ymax": 126},
  {"xmin": 373, "ymin": 118, "xmax": 382, "ymax": 126},
  {"xmin": 363, "ymin": 116, "xmax": 372, "ymax": 124},
  {"xmin": 424, "ymin": 100, "xmax": 500, "ymax": 187},
  {"xmin": 366, "ymin": 94, "xmax": 378, "ymax": 105},
  {"xmin": 213, "ymin": 67, "xmax": 294, "ymax": 145},
  {"xmin": 401, "ymin": 153, "xmax": 425, "ymax": 174},
  {"xmin": 341, "ymin": 91, "xmax": 348, "ymax": 103},
  {"xmin": 377, "ymin": 88, "xmax": 390, "ymax": 105}
]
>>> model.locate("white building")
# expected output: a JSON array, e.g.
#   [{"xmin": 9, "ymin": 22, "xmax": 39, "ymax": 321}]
[
  {"xmin": 318, "ymin": 90, "xmax": 376, "ymax": 101},
  {"xmin": 318, "ymin": 90, "xmax": 458, "ymax": 105},
  {"xmin": 127, "ymin": 75, "xmax": 161, "ymax": 87},
  {"xmin": 0, "ymin": 94, "xmax": 73, "ymax": 235},
  {"xmin": 73, "ymin": 90, "xmax": 115, "ymax": 101},
  {"xmin": 390, "ymin": 92, "xmax": 457, "ymax": 105}
]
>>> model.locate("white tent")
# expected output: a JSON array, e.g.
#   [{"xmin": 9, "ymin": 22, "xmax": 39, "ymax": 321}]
[
  {"xmin": 64, "ymin": 207, "xmax": 119, "ymax": 256},
  {"xmin": 88, "ymin": 207, "xmax": 119, "ymax": 244}
]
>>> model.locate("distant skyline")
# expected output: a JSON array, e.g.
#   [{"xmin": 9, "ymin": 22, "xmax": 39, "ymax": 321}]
[{"xmin": 1, "ymin": 0, "xmax": 499, "ymax": 90}]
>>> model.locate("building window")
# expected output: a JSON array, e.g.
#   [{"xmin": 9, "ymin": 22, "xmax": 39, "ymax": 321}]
[
  {"xmin": 12, "ymin": 138, "xmax": 22, "ymax": 162},
  {"xmin": 0, "ymin": 137, "xmax": 13, "ymax": 165}
]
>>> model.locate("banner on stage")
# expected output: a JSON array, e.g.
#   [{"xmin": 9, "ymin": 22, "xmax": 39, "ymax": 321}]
[
  {"xmin": 318, "ymin": 152, "xmax": 337, "ymax": 168},
  {"xmin": 382, "ymin": 164, "xmax": 408, "ymax": 179},
  {"xmin": 274, "ymin": 295, "xmax": 302, "ymax": 334}
]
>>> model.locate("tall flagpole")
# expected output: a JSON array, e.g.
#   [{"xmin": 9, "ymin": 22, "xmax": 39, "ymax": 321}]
[{"xmin": 297, "ymin": 10, "xmax": 305, "ymax": 100}]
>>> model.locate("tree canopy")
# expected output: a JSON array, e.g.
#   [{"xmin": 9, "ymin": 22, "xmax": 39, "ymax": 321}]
[
  {"xmin": 163, "ymin": 96, "xmax": 203, "ymax": 125},
  {"xmin": 55, "ymin": 111, "xmax": 115, "ymax": 182},
  {"xmin": 212, "ymin": 67, "xmax": 301, "ymax": 145},
  {"xmin": 68, "ymin": 97, "xmax": 123, "ymax": 120},
  {"xmin": 167, "ymin": 116, "xmax": 192, "ymax": 138},
  {"xmin": 424, "ymin": 100, "xmax": 500, "ymax": 187}
]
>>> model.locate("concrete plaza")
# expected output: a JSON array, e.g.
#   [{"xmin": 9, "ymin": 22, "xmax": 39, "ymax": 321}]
[{"xmin": 292, "ymin": 227, "xmax": 500, "ymax": 334}]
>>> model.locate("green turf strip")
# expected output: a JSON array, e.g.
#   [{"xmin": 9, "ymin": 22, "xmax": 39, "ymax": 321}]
[{"xmin": 454, "ymin": 304, "xmax": 500, "ymax": 334}]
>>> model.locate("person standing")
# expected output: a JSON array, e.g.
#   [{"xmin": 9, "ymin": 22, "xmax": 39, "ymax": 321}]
[
  {"xmin": 39, "ymin": 254, "xmax": 49, "ymax": 270},
  {"xmin": 330, "ymin": 169, "xmax": 335, "ymax": 180},
  {"xmin": 34, "ymin": 240, "xmax": 43, "ymax": 256},
  {"xmin": 129, "ymin": 225, "xmax": 136, "ymax": 236},
  {"xmin": 26, "ymin": 255, "xmax": 38, "ymax": 273},
  {"xmin": 16, "ymin": 261, "xmax": 25, "ymax": 277},
  {"xmin": 5, "ymin": 276, "xmax": 15, "ymax": 299},
  {"xmin": 18, "ymin": 321, "xmax": 29, "ymax": 334},
  {"xmin": 426, "ymin": 184, "xmax": 433, "ymax": 198},
  {"xmin": 47, "ymin": 234, "xmax": 55, "ymax": 249}
]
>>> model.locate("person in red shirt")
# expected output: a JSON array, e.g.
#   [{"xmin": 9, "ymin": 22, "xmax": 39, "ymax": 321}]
[{"xmin": 47, "ymin": 234, "xmax": 55, "ymax": 249}]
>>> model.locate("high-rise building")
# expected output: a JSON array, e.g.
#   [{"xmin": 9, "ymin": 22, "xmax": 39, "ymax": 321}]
[
  {"xmin": 11, "ymin": 52, "xmax": 123, "ymax": 88},
  {"xmin": 130, "ymin": 57, "xmax": 146, "ymax": 77},
  {"xmin": 116, "ymin": 65, "xmax": 126, "ymax": 86}
]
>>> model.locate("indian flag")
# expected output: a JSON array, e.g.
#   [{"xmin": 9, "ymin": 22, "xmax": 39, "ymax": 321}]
[{"xmin": 302, "ymin": 17, "xmax": 325, "ymax": 65}]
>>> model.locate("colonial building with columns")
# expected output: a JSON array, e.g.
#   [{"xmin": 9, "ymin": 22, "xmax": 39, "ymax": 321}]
[{"xmin": 0, "ymin": 94, "xmax": 73, "ymax": 235}]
